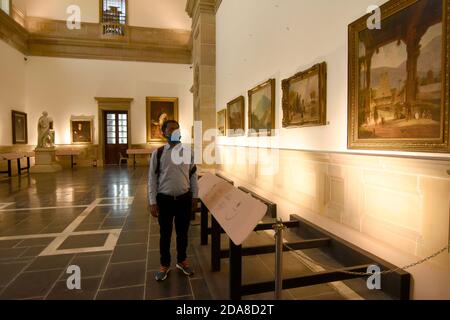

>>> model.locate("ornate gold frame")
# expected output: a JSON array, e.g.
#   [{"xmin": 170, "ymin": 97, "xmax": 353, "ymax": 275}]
[
  {"xmin": 248, "ymin": 79, "xmax": 276, "ymax": 136},
  {"xmin": 282, "ymin": 62, "xmax": 327, "ymax": 128},
  {"xmin": 348, "ymin": 0, "xmax": 450, "ymax": 153},
  {"xmin": 146, "ymin": 97, "xmax": 179, "ymax": 143},
  {"xmin": 217, "ymin": 109, "xmax": 227, "ymax": 136},
  {"xmin": 226, "ymin": 96, "xmax": 245, "ymax": 136},
  {"xmin": 70, "ymin": 116, "xmax": 94, "ymax": 145}
]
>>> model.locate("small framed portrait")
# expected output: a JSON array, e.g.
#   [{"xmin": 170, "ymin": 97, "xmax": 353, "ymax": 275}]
[
  {"xmin": 12, "ymin": 110, "xmax": 28, "ymax": 144},
  {"xmin": 71, "ymin": 116, "xmax": 94, "ymax": 144},
  {"xmin": 227, "ymin": 96, "xmax": 245, "ymax": 136},
  {"xmin": 217, "ymin": 109, "xmax": 227, "ymax": 136},
  {"xmin": 248, "ymin": 79, "xmax": 276, "ymax": 136},
  {"xmin": 146, "ymin": 97, "xmax": 179, "ymax": 143}
]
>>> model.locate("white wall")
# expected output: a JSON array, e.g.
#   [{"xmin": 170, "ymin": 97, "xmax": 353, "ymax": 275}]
[
  {"xmin": 0, "ymin": 40, "xmax": 27, "ymax": 145},
  {"xmin": 26, "ymin": 0, "xmax": 99, "ymax": 23},
  {"xmin": 216, "ymin": 0, "xmax": 450, "ymax": 159},
  {"xmin": 25, "ymin": 56, "xmax": 193, "ymax": 146},
  {"xmin": 216, "ymin": 0, "xmax": 450, "ymax": 300},
  {"xmin": 12, "ymin": 0, "xmax": 27, "ymax": 14},
  {"xmin": 25, "ymin": 0, "xmax": 191, "ymax": 30},
  {"xmin": 128, "ymin": 0, "xmax": 191, "ymax": 30}
]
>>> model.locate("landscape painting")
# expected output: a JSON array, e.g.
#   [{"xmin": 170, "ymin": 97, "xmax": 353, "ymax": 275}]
[
  {"xmin": 348, "ymin": 0, "xmax": 449, "ymax": 152},
  {"xmin": 282, "ymin": 62, "xmax": 327, "ymax": 128},
  {"xmin": 227, "ymin": 96, "xmax": 245, "ymax": 136},
  {"xmin": 248, "ymin": 79, "xmax": 275, "ymax": 136}
]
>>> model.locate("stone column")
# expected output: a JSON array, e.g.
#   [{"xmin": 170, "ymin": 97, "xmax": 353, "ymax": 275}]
[{"xmin": 186, "ymin": 0, "xmax": 217, "ymax": 167}]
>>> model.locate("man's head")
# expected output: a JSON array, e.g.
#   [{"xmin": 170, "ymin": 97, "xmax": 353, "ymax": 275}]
[{"xmin": 161, "ymin": 120, "xmax": 181, "ymax": 144}]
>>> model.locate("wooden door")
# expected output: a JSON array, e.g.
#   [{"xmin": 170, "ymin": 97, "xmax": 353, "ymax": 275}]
[{"xmin": 104, "ymin": 111, "xmax": 129, "ymax": 165}]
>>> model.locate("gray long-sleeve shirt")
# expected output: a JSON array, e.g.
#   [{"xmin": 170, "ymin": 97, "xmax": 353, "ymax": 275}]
[{"xmin": 148, "ymin": 143, "xmax": 199, "ymax": 205}]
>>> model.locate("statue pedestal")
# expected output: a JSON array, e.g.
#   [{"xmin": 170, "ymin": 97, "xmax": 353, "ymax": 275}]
[{"xmin": 30, "ymin": 148, "xmax": 62, "ymax": 173}]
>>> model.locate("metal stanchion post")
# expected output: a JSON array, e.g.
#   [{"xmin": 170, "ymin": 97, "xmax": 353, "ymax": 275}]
[{"xmin": 273, "ymin": 218, "xmax": 285, "ymax": 300}]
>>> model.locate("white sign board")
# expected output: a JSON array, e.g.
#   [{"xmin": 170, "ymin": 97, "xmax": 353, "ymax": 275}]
[{"xmin": 198, "ymin": 173, "xmax": 268, "ymax": 246}]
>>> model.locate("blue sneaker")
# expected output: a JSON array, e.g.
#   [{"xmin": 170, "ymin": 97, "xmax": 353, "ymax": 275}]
[
  {"xmin": 176, "ymin": 260, "xmax": 194, "ymax": 276},
  {"xmin": 155, "ymin": 266, "xmax": 170, "ymax": 281}
]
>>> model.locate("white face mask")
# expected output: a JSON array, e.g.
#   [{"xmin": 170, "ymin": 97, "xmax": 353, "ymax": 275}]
[{"xmin": 167, "ymin": 129, "xmax": 181, "ymax": 142}]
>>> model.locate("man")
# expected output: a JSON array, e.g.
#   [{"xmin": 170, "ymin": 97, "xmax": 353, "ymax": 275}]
[{"xmin": 148, "ymin": 120, "xmax": 199, "ymax": 281}]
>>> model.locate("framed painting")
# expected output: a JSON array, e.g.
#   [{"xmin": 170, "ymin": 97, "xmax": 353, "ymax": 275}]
[
  {"xmin": 227, "ymin": 96, "xmax": 245, "ymax": 136},
  {"xmin": 348, "ymin": 0, "xmax": 449, "ymax": 152},
  {"xmin": 11, "ymin": 110, "xmax": 27, "ymax": 144},
  {"xmin": 248, "ymin": 79, "xmax": 276, "ymax": 136},
  {"xmin": 71, "ymin": 116, "xmax": 94, "ymax": 144},
  {"xmin": 282, "ymin": 62, "xmax": 327, "ymax": 128},
  {"xmin": 217, "ymin": 109, "xmax": 227, "ymax": 136},
  {"xmin": 146, "ymin": 97, "xmax": 179, "ymax": 143}
]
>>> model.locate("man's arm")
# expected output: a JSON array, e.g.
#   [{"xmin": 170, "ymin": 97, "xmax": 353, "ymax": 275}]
[{"xmin": 148, "ymin": 151, "xmax": 158, "ymax": 206}]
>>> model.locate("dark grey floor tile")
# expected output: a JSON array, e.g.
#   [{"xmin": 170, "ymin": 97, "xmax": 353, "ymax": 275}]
[
  {"xmin": 74, "ymin": 223, "xmax": 101, "ymax": 232},
  {"xmin": 241, "ymin": 256, "xmax": 274, "ymax": 284},
  {"xmin": 145, "ymin": 270, "xmax": 192, "ymax": 300},
  {"xmin": 244, "ymin": 290, "xmax": 294, "ymax": 300},
  {"xmin": 59, "ymin": 234, "xmax": 108, "ymax": 250},
  {"xmin": 19, "ymin": 246, "xmax": 46, "ymax": 258},
  {"xmin": 117, "ymin": 230, "xmax": 149, "ymax": 245},
  {"xmin": 258, "ymin": 251, "xmax": 311, "ymax": 278},
  {"xmin": 122, "ymin": 219, "xmax": 149, "ymax": 231},
  {"xmin": 100, "ymin": 218, "xmax": 126, "ymax": 229},
  {"xmin": 159, "ymin": 295, "xmax": 193, "ymax": 300},
  {"xmin": 303, "ymin": 292, "xmax": 345, "ymax": 300},
  {"xmin": 0, "ymin": 261, "xmax": 29, "ymax": 286},
  {"xmin": 101, "ymin": 261, "xmax": 146, "ymax": 289},
  {"xmin": 146, "ymin": 251, "xmax": 161, "ymax": 270},
  {"xmin": 46, "ymin": 277, "xmax": 102, "ymax": 300},
  {"xmin": 0, "ymin": 269, "xmax": 62, "ymax": 299},
  {"xmin": 59, "ymin": 254, "xmax": 110, "ymax": 280},
  {"xmin": 26, "ymin": 254, "xmax": 74, "ymax": 272},
  {"xmin": 289, "ymin": 284, "xmax": 336, "ymax": 299},
  {"xmin": 0, "ymin": 247, "xmax": 28, "ymax": 261},
  {"xmin": 0, "ymin": 240, "xmax": 22, "ymax": 249},
  {"xmin": 111, "ymin": 244, "xmax": 147, "ymax": 263},
  {"xmin": 16, "ymin": 237, "xmax": 55, "ymax": 248},
  {"xmin": 190, "ymin": 279, "xmax": 212, "ymax": 300},
  {"xmin": 96, "ymin": 286, "xmax": 144, "ymax": 300}
]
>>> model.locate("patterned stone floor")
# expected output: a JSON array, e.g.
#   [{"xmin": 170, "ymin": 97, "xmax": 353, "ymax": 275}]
[{"xmin": 0, "ymin": 167, "xmax": 390, "ymax": 300}]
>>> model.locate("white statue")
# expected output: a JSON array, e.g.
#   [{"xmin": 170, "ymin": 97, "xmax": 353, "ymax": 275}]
[{"xmin": 37, "ymin": 111, "xmax": 55, "ymax": 148}]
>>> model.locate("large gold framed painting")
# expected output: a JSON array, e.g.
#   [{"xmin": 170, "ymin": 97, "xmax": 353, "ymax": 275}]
[{"xmin": 348, "ymin": 0, "xmax": 450, "ymax": 152}]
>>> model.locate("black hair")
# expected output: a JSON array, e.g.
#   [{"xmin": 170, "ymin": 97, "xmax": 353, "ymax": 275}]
[{"xmin": 161, "ymin": 120, "xmax": 180, "ymax": 133}]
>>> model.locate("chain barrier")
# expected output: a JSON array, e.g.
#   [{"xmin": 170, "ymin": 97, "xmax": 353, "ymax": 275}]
[{"xmin": 279, "ymin": 237, "xmax": 449, "ymax": 276}]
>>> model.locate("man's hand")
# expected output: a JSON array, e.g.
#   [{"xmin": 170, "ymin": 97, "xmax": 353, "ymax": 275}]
[
  {"xmin": 192, "ymin": 198, "xmax": 200, "ymax": 213},
  {"xmin": 150, "ymin": 204, "xmax": 159, "ymax": 218}
]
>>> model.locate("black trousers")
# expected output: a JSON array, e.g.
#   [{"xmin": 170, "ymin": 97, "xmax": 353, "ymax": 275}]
[{"xmin": 157, "ymin": 193, "xmax": 192, "ymax": 267}]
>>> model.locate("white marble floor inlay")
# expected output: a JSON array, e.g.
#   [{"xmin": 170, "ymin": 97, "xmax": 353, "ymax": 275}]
[{"xmin": 0, "ymin": 197, "xmax": 134, "ymax": 256}]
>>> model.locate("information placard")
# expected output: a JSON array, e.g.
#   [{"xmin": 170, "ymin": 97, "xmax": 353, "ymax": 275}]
[{"xmin": 199, "ymin": 173, "xmax": 268, "ymax": 245}]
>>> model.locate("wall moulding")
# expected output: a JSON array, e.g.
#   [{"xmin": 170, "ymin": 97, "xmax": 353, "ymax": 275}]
[
  {"xmin": 0, "ymin": 13, "xmax": 192, "ymax": 64},
  {"xmin": 0, "ymin": 8, "xmax": 28, "ymax": 54}
]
